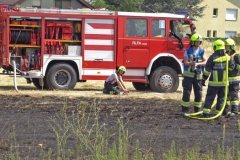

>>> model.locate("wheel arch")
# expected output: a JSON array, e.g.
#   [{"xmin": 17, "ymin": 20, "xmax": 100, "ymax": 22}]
[
  {"xmin": 45, "ymin": 60, "xmax": 80, "ymax": 81},
  {"xmin": 146, "ymin": 53, "xmax": 183, "ymax": 76}
]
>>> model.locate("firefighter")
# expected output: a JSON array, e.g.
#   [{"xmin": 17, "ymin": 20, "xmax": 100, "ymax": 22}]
[
  {"xmin": 103, "ymin": 66, "xmax": 129, "ymax": 95},
  {"xmin": 202, "ymin": 39, "xmax": 231, "ymax": 117},
  {"xmin": 223, "ymin": 38, "xmax": 240, "ymax": 116},
  {"xmin": 181, "ymin": 33, "xmax": 207, "ymax": 114}
]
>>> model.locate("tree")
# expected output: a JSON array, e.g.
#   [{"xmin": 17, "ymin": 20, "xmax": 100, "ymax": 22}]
[
  {"xmin": 104, "ymin": 0, "xmax": 143, "ymax": 12},
  {"xmin": 92, "ymin": 0, "xmax": 106, "ymax": 8},
  {"xmin": 142, "ymin": 0, "xmax": 206, "ymax": 18}
]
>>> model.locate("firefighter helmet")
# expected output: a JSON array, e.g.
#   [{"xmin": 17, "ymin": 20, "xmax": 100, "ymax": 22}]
[
  {"xmin": 213, "ymin": 39, "xmax": 225, "ymax": 51},
  {"xmin": 225, "ymin": 38, "xmax": 235, "ymax": 50},
  {"xmin": 117, "ymin": 66, "xmax": 126, "ymax": 73},
  {"xmin": 191, "ymin": 33, "xmax": 202, "ymax": 45}
]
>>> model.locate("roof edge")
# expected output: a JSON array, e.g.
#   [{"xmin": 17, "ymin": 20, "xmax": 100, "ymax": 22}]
[{"xmin": 76, "ymin": 0, "xmax": 94, "ymax": 9}]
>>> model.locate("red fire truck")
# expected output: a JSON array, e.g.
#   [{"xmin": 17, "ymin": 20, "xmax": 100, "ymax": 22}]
[{"xmin": 0, "ymin": 6, "xmax": 196, "ymax": 92}]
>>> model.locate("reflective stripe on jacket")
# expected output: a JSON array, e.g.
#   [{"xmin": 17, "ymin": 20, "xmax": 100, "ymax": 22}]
[
  {"xmin": 203, "ymin": 50, "xmax": 230, "ymax": 86},
  {"xmin": 228, "ymin": 52, "xmax": 240, "ymax": 83}
]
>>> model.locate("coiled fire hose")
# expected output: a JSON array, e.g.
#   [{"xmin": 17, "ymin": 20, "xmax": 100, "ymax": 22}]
[{"xmin": 184, "ymin": 54, "xmax": 229, "ymax": 120}]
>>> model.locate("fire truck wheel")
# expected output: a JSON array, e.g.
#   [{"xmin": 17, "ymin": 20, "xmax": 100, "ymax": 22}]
[
  {"xmin": 46, "ymin": 63, "xmax": 77, "ymax": 90},
  {"xmin": 32, "ymin": 78, "xmax": 49, "ymax": 90},
  {"xmin": 149, "ymin": 66, "xmax": 179, "ymax": 93},
  {"xmin": 132, "ymin": 82, "xmax": 150, "ymax": 91}
]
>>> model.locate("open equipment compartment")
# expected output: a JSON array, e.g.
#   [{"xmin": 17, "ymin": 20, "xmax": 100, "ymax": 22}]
[
  {"xmin": 44, "ymin": 19, "xmax": 82, "ymax": 56},
  {"xmin": 9, "ymin": 16, "xmax": 42, "ymax": 72}
]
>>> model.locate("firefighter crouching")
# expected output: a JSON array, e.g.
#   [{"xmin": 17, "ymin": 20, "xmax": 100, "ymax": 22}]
[
  {"xmin": 202, "ymin": 39, "xmax": 233, "ymax": 117},
  {"xmin": 103, "ymin": 66, "xmax": 129, "ymax": 95},
  {"xmin": 223, "ymin": 38, "xmax": 240, "ymax": 117},
  {"xmin": 181, "ymin": 33, "xmax": 207, "ymax": 114}
]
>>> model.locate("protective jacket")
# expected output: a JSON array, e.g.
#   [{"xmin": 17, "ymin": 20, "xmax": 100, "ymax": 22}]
[
  {"xmin": 183, "ymin": 47, "xmax": 205, "ymax": 80},
  {"xmin": 203, "ymin": 50, "xmax": 230, "ymax": 86},
  {"xmin": 228, "ymin": 51, "xmax": 240, "ymax": 84}
]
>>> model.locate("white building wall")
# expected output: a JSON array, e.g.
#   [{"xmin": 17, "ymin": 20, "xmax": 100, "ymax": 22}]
[{"xmin": 193, "ymin": 0, "xmax": 240, "ymax": 38}]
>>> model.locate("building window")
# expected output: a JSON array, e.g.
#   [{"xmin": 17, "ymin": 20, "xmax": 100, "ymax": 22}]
[
  {"xmin": 207, "ymin": 30, "xmax": 211, "ymax": 38},
  {"xmin": 226, "ymin": 9, "xmax": 237, "ymax": 21},
  {"xmin": 55, "ymin": 0, "xmax": 71, "ymax": 9},
  {"xmin": 152, "ymin": 20, "xmax": 165, "ymax": 37},
  {"xmin": 126, "ymin": 19, "xmax": 148, "ymax": 37},
  {"xmin": 213, "ymin": 8, "xmax": 218, "ymax": 17},
  {"xmin": 213, "ymin": 30, "xmax": 217, "ymax": 37},
  {"xmin": 225, "ymin": 31, "xmax": 237, "ymax": 37}
]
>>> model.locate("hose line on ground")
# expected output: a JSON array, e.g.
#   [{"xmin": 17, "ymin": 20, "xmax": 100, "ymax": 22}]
[
  {"xmin": 13, "ymin": 60, "xmax": 19, "ymax": 92},
  {"xmin": 184, "ymin": 54, "xmax": 229, "ymax": 120}
]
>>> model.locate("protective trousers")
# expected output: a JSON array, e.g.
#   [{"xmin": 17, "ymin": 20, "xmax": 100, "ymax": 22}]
[
  {"xmin": 104, "ymin": 81, "xmax": 120, "ymax": 95},
  {"xmin": 203, "ymin": 86, "xmax": 225, "ymax": 114},
  {"xmin": 224, "ymin": 83, "xmax": 239, "ymax": 115},
  {"xmin": 181, "ymin": 76, "xmax": 202, "ymax": 113}
]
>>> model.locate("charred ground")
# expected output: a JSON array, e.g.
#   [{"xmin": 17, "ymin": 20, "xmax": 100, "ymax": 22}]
[
  {"xmin": 0, "ymin": 72, "xmax": 239, "ymax": 159},
  {"xmin": 0, "ymin": 86, "xmax": 239, "ymax": 159}
]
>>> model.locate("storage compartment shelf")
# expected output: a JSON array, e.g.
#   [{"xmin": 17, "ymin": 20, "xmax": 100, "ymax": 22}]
[
  {"xmin": 45, "ymin": 40, "xmax": 81, "ymax": 43},
  {"xmin": 9, "ymin": 44, "xmax": 41, "ymax": 48},
  {"xmin": 9, "ymin": 24, "xmax": 41, "ymax": 28}
]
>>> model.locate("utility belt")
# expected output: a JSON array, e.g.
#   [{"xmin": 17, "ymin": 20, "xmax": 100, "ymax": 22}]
[
  {"xmin": 105, "ymin": 81, "xmax": 111, "ymax": 84},
  {"xmin": 105, "ymin": 81, "xmax": 118, "ymax": 87},
  {"xmin": 105, "ymin": 81, "xmax": 114, "ymax": 86}
]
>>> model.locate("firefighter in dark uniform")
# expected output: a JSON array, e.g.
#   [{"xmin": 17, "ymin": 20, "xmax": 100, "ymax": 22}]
[
  {"xmin": 181, "ymin": 33, "xmax": 207, "ymax": 114},
  {"xmin": 223, "ymin": 38, "xmax": 240, "ymax": 116},
  {"xmin": 202, "ymin": 39, "xmax": 231, "ymax": 117},
  {"xmin": 103, "ymin": 66, "xmax": 129, "ymax": 95}
]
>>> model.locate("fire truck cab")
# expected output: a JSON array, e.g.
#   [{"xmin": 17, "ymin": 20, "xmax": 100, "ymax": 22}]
[{"xmin": 0, "ymin": 6, "xmax": 195, "ymax": 92}]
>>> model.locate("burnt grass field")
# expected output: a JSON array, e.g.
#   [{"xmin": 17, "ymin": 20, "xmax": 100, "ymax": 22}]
[{"xmin": 0, "ymin": 74, "xmax": 240, "ymax": 159}]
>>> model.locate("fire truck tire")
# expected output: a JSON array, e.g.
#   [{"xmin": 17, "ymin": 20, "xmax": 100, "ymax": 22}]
[
  {"xmin": 132, "ymin": 82, "xmax": 150, "ymax": 91},
  {"xmin": 149, "ymin": 66, "xmax": 179, "ymax": 93},
  {"xmin": 46, "ymin": 63, "xmax": 77, "ymax": 90},
  {"xmin": 32, "ymin": 78, "xmax": 49, "ymax": 90}
]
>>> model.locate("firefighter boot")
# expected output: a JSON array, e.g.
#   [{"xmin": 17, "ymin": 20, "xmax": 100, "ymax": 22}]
[
  {"xmin": 194, "ymin": 106, "xmax": 201, "ymax": 113},
  {"xmin": 182, "ymin": 106, "xmax": 189, "ymax": 114},
  {"xmin": 103, "ymin": 88, "xmax": 108, "ymax": 94},
  {"xmin": 202, "ymin": 113, "xmax": 210, "ymax": 118},
  {"xmin": 222, "ymin": 104, "xmax": 230, "ymax": 117}
]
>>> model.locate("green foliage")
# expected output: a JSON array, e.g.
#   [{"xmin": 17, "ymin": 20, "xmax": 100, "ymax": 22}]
[
  {"xmin": 163, "ymin": 141, "xmax": 180, "ymax": 160},
  {"xmin": 142, "ymin": 0, "xmax": 206, "ymax": 18},
  {"xmin": 92, "ymin": 0, "xmax": 205, "ymax": 17},
  {"xmin": 49, "ymin": 99, "xmax": 154, "ymax": 160},
  {"xmin": 103, "ymin": 0, "xmax": 143, "ymax": 12},
  {"xmin": 185, "ymin": 144, "xmax": 200, "ymax": 160},
  {"xmin": 92, "ymin": 0, "xmax": 106, "ymax": 8}
]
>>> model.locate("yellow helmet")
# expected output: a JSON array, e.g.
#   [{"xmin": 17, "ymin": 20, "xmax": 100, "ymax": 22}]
[
  {"xmin": 225, "ymin": 38, "xmax": 235, "ymax": 50},
  {"xmin": 213, "ymin": 39, "xmax": 225, "ymax": 51},
  {"xmin": 117, "ymin": 66, "xmax": 126, "ymax": 73},
  {"xmin": 191, "ymin": 33, "xmax": 202, "ymax": 45}
]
